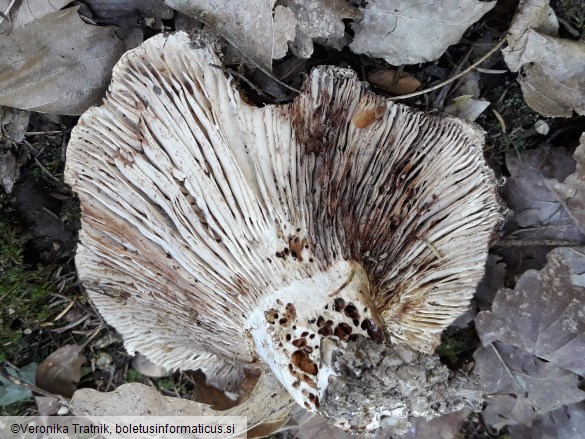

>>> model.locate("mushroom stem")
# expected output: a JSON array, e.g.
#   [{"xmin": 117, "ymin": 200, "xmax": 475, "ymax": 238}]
[{"xmin": 248, "ymin": 260, "xmax": 385, "ymax": 412}]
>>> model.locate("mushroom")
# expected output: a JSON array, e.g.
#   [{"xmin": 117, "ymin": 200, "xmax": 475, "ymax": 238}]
[{"xmin": 65, "ymin": 32, "xmax": 501, "ymax": 431}]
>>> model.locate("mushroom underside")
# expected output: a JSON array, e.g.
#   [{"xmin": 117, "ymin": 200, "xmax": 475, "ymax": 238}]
[{"xmin": 65, "ymin": 32, "xmax": 501, "ymax": 431}]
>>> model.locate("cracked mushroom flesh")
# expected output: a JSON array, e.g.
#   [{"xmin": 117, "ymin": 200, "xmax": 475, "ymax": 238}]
[{"xmin": 65, "ymin": 33, "xmax": 500, "ymax": 426}]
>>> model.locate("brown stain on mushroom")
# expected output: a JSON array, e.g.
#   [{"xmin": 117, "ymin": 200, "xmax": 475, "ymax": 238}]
[
  {"xmin": 351, "ymin": 106, "xmax": 386, "ymax": 129},
  {"xmin": 288, "ymin": 236, "xmax": 305, "ymax": 261},
  {"xmin": 290, "ymin": 350, "xmax": 318, "ymax": 376}
]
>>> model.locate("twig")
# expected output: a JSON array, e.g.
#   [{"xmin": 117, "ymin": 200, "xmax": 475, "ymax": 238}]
[
  {"xmin": 389, "ymin": 37, "xmax": 507, "ymax": 101},
  {"xmin": 209, "ymin": 63, "xmax": 272, "ymax": 99},
  {"xmin": 25, "ymin": 130, "xmax": 66, "ymax": 136},
  {"xmin": 0, "ymin": 365, "xmax": 71, "ymax": 406},
  {"xmin": 0, "ymin": 0, "xmax": 17, "ymax": 30},
  {"xmin": 493, "ymin": 239, "xmax": 582, "ymax": 247}
]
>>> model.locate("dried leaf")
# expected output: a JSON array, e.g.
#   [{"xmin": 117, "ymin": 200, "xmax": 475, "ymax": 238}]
[
  {"xmin": 0, "ymin": 152, "xmax": 17, "ymax": 193},
  {"xmin": 350, "ymin": 0, "xmax": 496, "ymax": 65},
  {"xmin": 72, "ymin": 371, "xmax": 294, "ymax": 438},
  {"xmin": 284, "ymin": 415, "xmax": 389, "ymax": 438},
  {"xmin": 83, "ymin": 0, "xmax": 174, "ymax": 19},
  {"xmin": 0, "ymin": 363, "xmax": 37, "ymax": 406},
  {"xmin": 0, "ymin": 106, "xmax": 29, "ymax": 144},
  {"xmin": 474, "ymin": 254, "xmax": 506, "ymax": 307},
  {"xmin": 476, "ymin": 247, "xmax": 585, "ymax": 376},
  {"xmin": 279, "ymin": 0, "xmax": 361, "ymax": 58},
  {"xmin": 0, "ymin": 0, "xmax": 71, "ymax": 27},
  {"xmin": 546, "ymin": 133, "xmax": 585, "ymax": 234},
  {"xmin": 509, "ymin": 403, "xmax": 585, "ymax": 439},
  {"xmin": 504, "ymin": 145, "xmax": 583, "ymax": 239},
  {"xmin": 34, "ymin": 395, "xmax": 62, "ymax": 415},
  {"xmin": 499, "ymin": 145, "xmax": 585, "ymax": 278},
  {"xmin": 131, "ymin": 352, "xmax": 168, "ymax": 378},
  {"xmin": 444, "ymin": 95, "xmax": 490, "ymax": 122},
  {"xmin": 82, "ymin": 0, "xmax": 174, "ymax": 30},
  {"xmin": 502, "ymin": 0, "xmax": 585, "ymax": 117},
  {"xmin": 165, "ymin": 0, "xmax": 296, "ymax": 71},
  {"xmin": 36, "ymin": 344, "xmax": 86, "ymax": 398},
  {"xmin": 403, "ymin": 409, "xmax": 471, "ymax": 439},
  {"xmin": 474, "ymin": 342, "xmax": 585, "ymax": 429},
  {"xmin": 367, "ymin": 69, "xmax": 421, "ymax": 95},
  {"xmin": 0, "ymin": 7, "xmax": 126, "ymax": 115}
]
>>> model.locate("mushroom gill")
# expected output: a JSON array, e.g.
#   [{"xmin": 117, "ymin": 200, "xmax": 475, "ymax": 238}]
[{"xmin": 65, "ymin": 32, "xmax": 501, "ymax": 431}]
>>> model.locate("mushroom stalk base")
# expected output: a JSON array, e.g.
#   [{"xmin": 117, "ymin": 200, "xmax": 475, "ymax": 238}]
[{"xmin": 248, "ymin": 260, "xmax": 385, "ymax": 413}]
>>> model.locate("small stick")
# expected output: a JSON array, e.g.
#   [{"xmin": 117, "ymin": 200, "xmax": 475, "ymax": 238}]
[
  {"xmin": 493, "ymin": 239, "xmax": 582, "ymax": 247},
  {"xmin": 209, "ymin": 63, "xmax": 272, "ymax": 99},
  {"xmin": 389, "ymin": 37, "xmax": 507, "ymax": 101}
]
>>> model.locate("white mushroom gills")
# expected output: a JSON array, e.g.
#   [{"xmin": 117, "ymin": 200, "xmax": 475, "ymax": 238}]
[
  {"xmin": 248, "ymin": 260, "xmax": 384, "ymax": 411},
  {"xmin": 65, "ymin": 32, "xmax": 502, "ymax": 430}
]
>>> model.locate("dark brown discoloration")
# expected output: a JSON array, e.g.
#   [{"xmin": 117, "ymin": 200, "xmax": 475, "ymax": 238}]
[
  {"xmin": 289, "ymin": 236, "xmax": 305, "ymax": 261},
  {"xmin": 291, "ymin": 350, "xmax": 318, "ymax": 376}
]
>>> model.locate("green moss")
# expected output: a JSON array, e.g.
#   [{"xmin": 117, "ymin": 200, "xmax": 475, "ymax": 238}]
[
  {"xmin": 0, "ymin": 201, "xmax": 55, "ymax": 362},
  {"xmin": 435, "ymin": 326, "xmax": 480, "ymax": 369}
]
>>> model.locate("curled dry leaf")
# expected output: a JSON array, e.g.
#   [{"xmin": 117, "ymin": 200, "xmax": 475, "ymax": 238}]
[
  {"xmin": 476, "ymin": 247, "xmax": 585, "ymax": 376},
  {"xmin": 166, "ymin": 0, "xmax": 295, "ymax": 71},
  {"xmin": 500, "ymin": 145, "xmax": 585, "ymax": 278},
  {"xmin": 502, "ymin": 0, "xmax": 585, "ymax": 117},
  {"xmin": 278, "ymin": 0, "xmax": 361, "ymax": 58},
  {"xmin": 165, "ymin": 0, "xmax": 359, "ymax": 69},
  {"xmin": 508, "ymin": 403, "xmax": 585, "ymax": 439},
  {"xmin": 35, "ymin": 344, "xmax": 86, "ymax": 398},
  {"xmin": 474, "ymin": 342, "xmax": 584, "ymax": 429},
  {"xmin": 350, "ymin": 0, "xmax": 496, "ymax": 65},
  {"xmin": 0, "ymin": 7, "xmax": 126, "ymax": 115},
  {"xmin": 82, "ymin": 0, "xmax": 174, "ymax": 23},
  {"xmin": 0, "ymin": 0, "xmax": 71, "ymax": 27},
  {"xmin": 444, "ymin": 95, "xmax": 490, "ymax": 122},
  {"xmin": 131, "ymin": 352, "xmax": 169, "ymax": 378},
  {"xmin": 0, "ymin": 106, "xmax": 30, "ymax": 192},
  {"xmin": 474, "ymin": 247, "xmax": 585, "ymax": 429},
  {"xmin": 367, "ymin": 69, "xmax": 421, "ymax": 95},
  {"xmin": 72, "ymin": 372, "xmax": 294, "ymax": 438},
  {"xmin": 546, "ymin": 133, "xmax": 585, "ymax": 234}
]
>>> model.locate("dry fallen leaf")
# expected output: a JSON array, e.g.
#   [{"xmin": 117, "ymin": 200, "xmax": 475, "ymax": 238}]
[
  {"xmin": 0, "ymin": 7, "xmax": 126, "ymax": 115},
  {"xmin": 83, "ymin": 0, "xmax": 174, "ymax": 21},
  {"xmin": 502, "ymin": 0, "xmax": 585, "ymax": 117},
  {"xmin": 279, "ymin": 0, "xmax": 361, "ymax": 58},
  {"xmin": 72, "ymin": 371, "xmax": 294, "ymax": 438},
  {"xmin": 165, "ymin": 0, "xmax": 296, "ymax": 71},
  {"xmin": 474, "ymin": 342, "xmax": 585, "ymax": 430},
  {"xmin": 35, "ymin": 344, "xmax": 86, "ymax": 398},
  {"xmin": 0, "ymin": 106, "xmax": 30, "ymax": 192},
  {"xmin": 476, "ymin": 247, "xmax": 585, "ymax": 376},
  {"xmin": 367, "ymin": 69, "xmax": 421, "ymax": 95},
  {"xmin": 350, "ymin": 0, "xmax": 496, "ymax": 65},
  {"xmin": 165, "ymin": 0, "xmax": 359, "ymax": 69},
  {"xmin": 444, "ymin": 95, "xmax": 490, "ymax": 122},
  {"xmin": 546, "ymin": 133, "xmax": 585, "ymax": 234},
  {"xmin": 508, "ymin": 403, "xmax": 585, "ymax": 439},
  {"xmin": 474, "ymin": 254, "xmax": 506, "ymax": 307},
  {"xmin": 500, "ymin": 145, "xmax": 585, "ymax": 278},
  {"xmin": 0, "ymin": 0, "xmax": 70, "ymax": 27},
  {"xmin": 474, "ymin": 247, "xmax": 585, "ymax": 429},
  {"xmin": 131, "ymin": 352, "xmax": 169, "ymax": 378}
]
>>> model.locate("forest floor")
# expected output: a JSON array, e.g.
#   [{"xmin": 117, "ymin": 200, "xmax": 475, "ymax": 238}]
[{"xmin": 1, "ymin": 0, "xmax": 584, "ymax": 438}]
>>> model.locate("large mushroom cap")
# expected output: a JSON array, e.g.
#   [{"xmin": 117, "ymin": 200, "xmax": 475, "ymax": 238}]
[{"xmin": 66, "ymin": 32, "xmax": 501, "ymax": 427}]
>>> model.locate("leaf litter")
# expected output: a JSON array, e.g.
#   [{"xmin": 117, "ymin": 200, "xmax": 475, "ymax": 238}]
[
  {"xmin": 0, "ymin": 6, "xmax": 126, "ymax": 115},
  {"xmin": 350, "ymin": 0, "xmax": 496, "ymax": 65},
  {"xmin": 502, "ymin": 0, "xmax": 585, "ymax": 117},
  {"xmin": 1, "ymin": 0, "xmax": 585, "ymax": 438}
]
